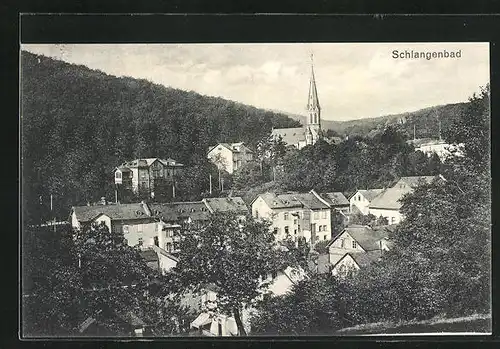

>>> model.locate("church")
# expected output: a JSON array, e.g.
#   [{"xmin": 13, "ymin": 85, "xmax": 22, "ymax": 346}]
[{"xmin": 271, "ymin": 55, "xmax": 322, "ymax": 149}]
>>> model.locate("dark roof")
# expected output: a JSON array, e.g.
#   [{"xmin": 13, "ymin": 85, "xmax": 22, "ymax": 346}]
[
  {"xmin": 356, "ymin": 189, "xmax": 385, "ymax": 201},
  {"xmin": 398, "ymin": 176, "xmax": 437, "ymax": 188},
  {"xmin": 139, "ymin": 249, "xmax": 159, "ymax": 263},
  {"xmin": 258, "ymin": 192, "xmax": 329, "ymax": 210},
  {"xmin": 119, "ymin": 158, "xmax": 184, "ymax": 169},
  {"xmin": 149, "ymin": 201, "xmax": 210, "ymax": 222},
  {"xmin": 320, "ymin": 192, "xmax": 349, "ymax": 206},
  {"xmin": 202, "ymin": 197, "xmax": 248, "ymax": 214},
  {"xmin": 73, "ymin": 203, "xmax": 152, "ymax": 222},
  {"xmin": 271, "ymin": 127, "xmax": 307, "ymax": 146},
  {"xmin": 330, "ymin": 226, "xmax": 390, "ymax": 251},
  {"xmin": 350, "ymin": 251, "xmax": 382, "ymax": 268},
  {"xmin": 307, "ymin": 63, "xmax": 321, "ymax": 111}
]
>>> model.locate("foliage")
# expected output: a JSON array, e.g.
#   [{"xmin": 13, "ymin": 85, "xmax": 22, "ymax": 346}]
[
  {"xmin": 349, "ymin": 213, "xmax": 376, "ymax": 226},
  {"xmin": 172, "ymin": 212, "xmax": 297, "ymax": 335},
  {"xmin": 21, "ymin": 51, "xmax": 300, "ymax": 222},
  {"xmin": 251, "ymin": 275, "xmax": 357, "ymax": 335},
  {"xmin": 313, "ymin": 239, "xmax": 331, "ymax": 254},
  {"xmin": 22, "ymin": 223, "xmax": 183, "ymax": 337},
  {"xmin": 253, "ymin": 85, "xmax": 490, "ymax": 332}
]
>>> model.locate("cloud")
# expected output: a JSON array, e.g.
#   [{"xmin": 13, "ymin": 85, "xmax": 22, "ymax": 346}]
[{"xmin": 21, "ymin": 43, "xmax": 489, "ymax": 121}]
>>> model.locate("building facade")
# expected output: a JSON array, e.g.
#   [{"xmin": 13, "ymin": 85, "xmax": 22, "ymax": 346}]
[
  {"xmin": 114, "ymin": 158, "xmax": 184, "ymax": 195},
  {"xmin": 251, "ymin": 191, "xmax": 332, "ymax": 244},
  {"xmin": 207, "ymin": 142, "xmax": 254, "ymax": 174},
  {"xmin": 349, "ymin": 189, "xmax": 385, "ymax": 215}
]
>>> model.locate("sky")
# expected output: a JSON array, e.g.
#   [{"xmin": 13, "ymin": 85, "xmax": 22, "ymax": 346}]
[{"xmin": 22, "ymin": 43, "xmax": 489, "ymax": 121}]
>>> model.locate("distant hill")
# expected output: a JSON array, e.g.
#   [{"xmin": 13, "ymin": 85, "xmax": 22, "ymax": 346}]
[
  {"xmin": 273, "ymin": 102, "xmax": 469, "ymax": 139},
  {"xmin": 21, "ymin": 51, "xmax": 301, "ymax": 218}
]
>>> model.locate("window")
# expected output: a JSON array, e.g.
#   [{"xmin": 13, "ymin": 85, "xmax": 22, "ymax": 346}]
[
  {"xmin": 272, "ymin": 271, "xmax": 278, "ymax": 279},
  {"xmin": 273, "ymin": 227, "xmax": 279, "ymax": 235},
  {"xmin": 166, "ymin": 242, "xmax": 172, "ymax": 252},
  {"xmin": 340, "ymin": 238, "xmax": 345, "ymax": 248},
  {"xmin": 318, "ymin": 225, "xmax": 323, "ymax": 232},
  {"xmin": 294, "ymin": 229, "xmax": 297, "ymax": 235},
  {"xmin": 115, "ymin": 171, "xmax": 122, "ymax": 179},
  {"xmin": 352, "ymin": 240, "xmax": 357, "ymax": 249},
  {"xmin": 324, "ymin": 235, "xmax": 327, "ymax": 240},
  {"xmin": 154, "ymin": 236, "xmax": 159, "ymax": 246},
  {"xmin": 138, "ymin": 237, "xmax": 143, "ymax": 246},
  {"xmin": 284, "ymin": 226, "xmax": 289, "ymax": 235},
  {"xmin": 298, "ymin": 225, "xmax": 301, "ymax": 232},
  {"xmin": 255, "ymin": 210, "xmax": 259, "ymax": 219},
  {"xmin": 313, "ymin": 212, "xmax": 319, "ymax": 219},
  {"xmin": 293, "ymin": 219, "xmax": 297, "ymax": 225},
  {"xmin": 321, "ymin": 211, "xmax": 327, "ymax": 219},
  {"xmin": 284, "ymin": 212, "xmax": 289, "ymax": 220},
  {"xmin": 391, "ymin": 217, "xmax": 396, "ymax": 224},
  {"xmin": 323, "ymin": 225, "xmax": 328, "ymax": 231},
  {"xmin": 123, "ymin": 225, "xmax": 129, "ymax": 233}
]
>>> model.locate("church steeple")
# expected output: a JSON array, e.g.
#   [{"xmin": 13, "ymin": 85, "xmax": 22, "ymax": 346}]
[
  {"xmin": 307, "ymin": 53, "xmax": 321, "ymax": 114},
  {"xmin": 306, "ymin": 53, "xmax": 321, "ymax": 143}
]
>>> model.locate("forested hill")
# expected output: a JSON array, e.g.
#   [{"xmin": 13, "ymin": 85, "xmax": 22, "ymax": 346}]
[
  {"xmin": 21, "ymin": 51, "xmax": 300, "ymax": 220},
  {"xmin": 278, "ymin": 103, "xmax": 469, "ymax": 139}
]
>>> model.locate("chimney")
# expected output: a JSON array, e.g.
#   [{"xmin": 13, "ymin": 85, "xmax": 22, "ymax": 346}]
[{"xmin": 141, "ymin": 200, "xmax": 152, "ymax": 216}]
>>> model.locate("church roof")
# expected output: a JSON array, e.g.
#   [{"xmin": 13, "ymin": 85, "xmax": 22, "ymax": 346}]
[{"xmin": 271, "ymin": 127, "xmax": 307, "ymax": 146}]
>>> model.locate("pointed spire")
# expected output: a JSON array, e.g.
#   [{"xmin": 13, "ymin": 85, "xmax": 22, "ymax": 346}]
[{"xmin": 307, "ymin": 53, "xmax": 320, "ymax": 112}]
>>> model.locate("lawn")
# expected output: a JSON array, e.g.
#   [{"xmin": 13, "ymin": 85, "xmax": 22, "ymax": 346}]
[{"xmin": 335, "ymin": 314, "xmax": 491, "ymax": 335}]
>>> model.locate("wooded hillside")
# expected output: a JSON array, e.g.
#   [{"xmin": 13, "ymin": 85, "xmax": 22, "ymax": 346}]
[{"xmin": 21, "ymin": 51, "xmax": 300, "ymax": 222}]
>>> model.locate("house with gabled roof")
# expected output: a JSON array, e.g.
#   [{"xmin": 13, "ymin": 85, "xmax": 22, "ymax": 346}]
[
  {"xmin": 349, "ymin": 189, "xmax": 385, "ymax": 215},
  {"xmin": 114, "ymin": 157, "xmax": 184, "ymax": 195},
  {"xmin": 317, "ymin": 192, "xmax": 350, "ymax": 214},
  {"xmin": 207, "ymin": 142, "xmax": 254, "ymax": 174},
  {"xmin": 322, "ymin": 225, "xmax": 391, "ymax": 277},
  {"xmin": 369, "ymin": 175, "xmax": 442, "ymax": 225},
  {"xmin": 251, "ymin": 190, "xmax": 332, "ymax": 244},
  {"xmin": 70, "ymin": 201, "xmax": 160, "ymax": 248}
]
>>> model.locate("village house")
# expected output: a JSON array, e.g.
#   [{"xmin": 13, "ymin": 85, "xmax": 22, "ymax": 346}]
[
  {"xmin": 202, "ymin": 196, "xmax": 249, "ymax": 220},
  {"xmin": 317, "ymin": 192, "xmax": 350, "ymax": 214},
  {"xmin": 70, "ymin": 201, "xmax": 160, "ymax": 248},
  {"xmin": 271, "ymin": 55, "xmax": 322, "ymax": 149},
  {"xmin": 114, "ymin": 157, "xmax": 184, "ymax": 195},
  {"xmin": 149, "ymin": 201, "xmax": 211, "ymax": 230},
  {"xmin": 189, "ymin": 265, "xmax": 307, "ymax": 336},
  {"xmin": 207, "ymin": 142, "xmax": 254, "ymax": 174},
  {"xmin": 319, "ymin": 225, "xmax": 393, "ymax": 277},
  {"xmin": 369, "ymin": 175, "xmax": 440, "ymax": 225},
  {"xmin": 349, "ymin": 189, "xmax": 385, "ymax": 215},
  {"xmin": 251, "ymin": 190, "xmax": 332, "ymax": 244}
]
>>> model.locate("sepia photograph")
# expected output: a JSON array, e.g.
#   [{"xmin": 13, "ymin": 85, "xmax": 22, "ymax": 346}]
[{"xmin": 21, "ymin": 41, "xmax": 491, "ymax": 338}]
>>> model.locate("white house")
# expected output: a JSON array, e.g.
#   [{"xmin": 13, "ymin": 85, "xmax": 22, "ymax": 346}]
[
  {"xmin": 349, "ymin": 189, "xmax": 384, "ymax": 215},
  {"xmin": 207, "ymin": 142, "xmax": 254, "ymax": 174},
  {"xmin": 408, "ymin": 138, "xmax": 465, "ymax": 161},
  {"xmin": 251, "ymin": 190, "xmax": 332, "ymax": 244},
  {"xmin": 70, "ymin": 201, "xmax": 159, "ymax": 249},
  {"xmin": 369, "ymin": 175, "xmax": 440, "ymax": 225}
]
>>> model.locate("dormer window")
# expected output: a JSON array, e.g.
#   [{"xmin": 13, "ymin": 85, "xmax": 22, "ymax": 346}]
[
  {"xmin": 115, "ymin": 171, "xmax": 122, "ymax": 179},
  {"xmin": 191, "ymin": 208, "xmax": 196, "ymax": 213}
]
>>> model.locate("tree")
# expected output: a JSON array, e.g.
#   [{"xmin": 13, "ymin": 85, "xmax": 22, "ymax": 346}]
[
  {"xmin": 232, "ymin": 161, "xmax": 265, "ymax": 190},
  {"xmin": 172, "ymin": 212, "xmax": 295, "ymax": 335},
  {"xmin": 313, "ymin": 239, "xmax": 330, "ymax": 254},
  {"xmin": 250, "ymin": 275, "xmax": 357, "ymax": 335}
]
